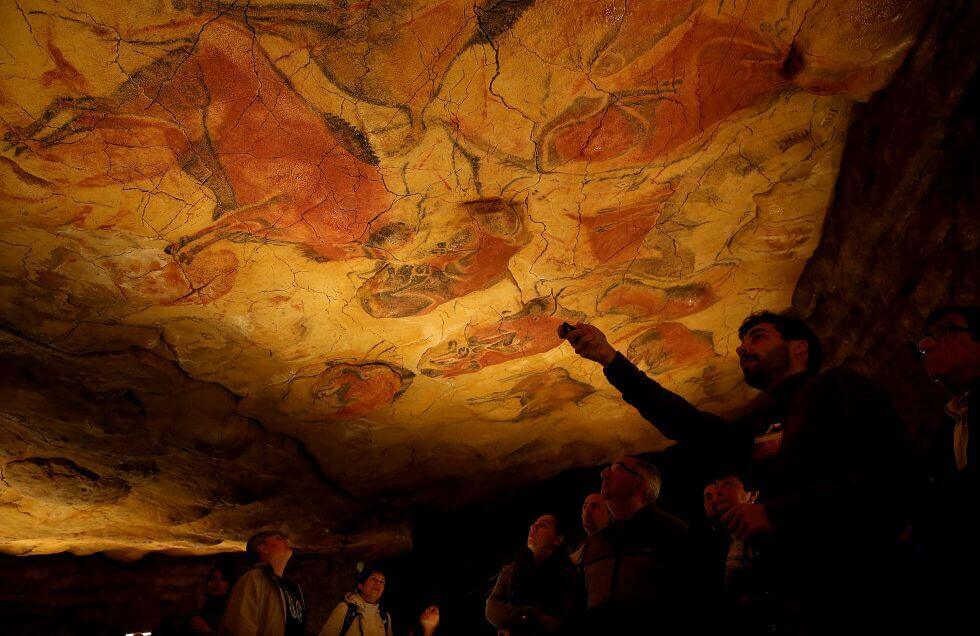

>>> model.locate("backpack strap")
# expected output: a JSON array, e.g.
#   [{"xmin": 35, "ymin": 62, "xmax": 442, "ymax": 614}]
[{"xmin": 339, "ymin": 602, "xmax": 359, "ymax": 636}]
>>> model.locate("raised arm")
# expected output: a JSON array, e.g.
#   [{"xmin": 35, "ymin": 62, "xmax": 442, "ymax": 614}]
[{"xmin": 565, "ymin": 323, "xmax": 734, "ymax": 448}]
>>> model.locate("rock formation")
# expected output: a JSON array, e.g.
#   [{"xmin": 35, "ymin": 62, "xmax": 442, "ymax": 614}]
[{"xmin": 0, "ymin": 0, "xmax": 939, "ymax": 556}]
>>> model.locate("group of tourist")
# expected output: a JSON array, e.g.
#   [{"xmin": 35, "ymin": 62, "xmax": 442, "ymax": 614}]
[
  {"xmin": 161, "ymin": 531, "xmax": 439, "ymax": 636},
  {"xmin": 177, "ymin": 306, "xmax": 977, "ymax": 635},
  {"xmin": 484, "ymin": 306, "xmax": 977, "ymax": 635}
]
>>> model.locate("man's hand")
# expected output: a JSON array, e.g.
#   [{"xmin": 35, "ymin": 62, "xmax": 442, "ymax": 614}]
[
  {"xmin": 419, "ymin": 605, "xmax": 440, "ymax": 635},
  {"xmin": 721, "ymin": 503, "xmax": 773, "ymax": 541},
  {"xmin": 565, "ymin": 323, "xmax": 617, "ymax": 367}
]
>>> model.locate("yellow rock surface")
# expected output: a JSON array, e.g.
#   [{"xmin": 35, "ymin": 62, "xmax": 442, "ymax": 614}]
[{"xmin": 0, "ymin": 0, "xmax": 930, "ymax": 555}]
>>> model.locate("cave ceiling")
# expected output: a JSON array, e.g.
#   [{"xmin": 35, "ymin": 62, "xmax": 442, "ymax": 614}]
[{"xmin": 0, "ymin": 0, "xmax": 931, "ymax": 557}]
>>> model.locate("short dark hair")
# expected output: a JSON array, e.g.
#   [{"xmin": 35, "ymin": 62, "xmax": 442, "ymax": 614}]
[
  {"xmin": 356, "ymin": 564, "xmax": 386, "ymax": 587},
  {"xmin": 706, "ymin": 465, "xmax": 756, "ymax": 492},
  {"xmin": 739, "ymin": 311, "xmax": 823, "ymax": 374},
  {"xmin": 205, "ymin": 559, "xmax": 238, "ymax": 592},
  {"xmin": 245, "ymin": 531, "xmax": 281, "ymax": 565},
  {"xmin": 925, "ymin": 305, "xmax": 980, "ymax": 339}
]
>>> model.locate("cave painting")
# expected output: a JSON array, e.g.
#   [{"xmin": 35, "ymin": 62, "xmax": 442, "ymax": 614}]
[
  {"xmin": 580, "ymin": 204, "xmax": 697, "ymax": 279},
  {"xmin": 419, "ymin": 297, "xmax": 585, "ymax": 378},
  {"xmin": 626, "ymin": 322, "xmax": 718, "ymax": 376},
  {"xmin": 195, "ymin": 0, "xmax": 488, "ymax": 150},
  {"xmin": 279, "ymin": 362, "xmax": 414, "ymax": 421},
  {"xmin": 597, "ymin": 262, "xmax": 737, "ymax": 319},
  {"xmin": 539, "ymin": 10, "xmax": 789, "ymax": 172},
  {"xmin": 11, "ymin": 18, "xmax": 396, "ymax": 304},
  {"xmin": 0, "ymin": 0, "xmax": 931, "ymax": 554},
  {"xmin": 469, "ymin": 369, "xmax": 595, "ymax": 421},
  {"xmin": 358, "ymin": 198, "xmax": 531, "ymax": 318}
]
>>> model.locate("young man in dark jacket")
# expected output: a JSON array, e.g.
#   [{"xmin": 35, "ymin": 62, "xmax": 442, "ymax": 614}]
[
  {"xmin": 565, "ymin": 311, "xmax": 909, "ymax": 634},
  {"xmin": 916, "ymin": 305, "xmax": 980, "ymax": 633},
  {"xmin": 699, "ymin": 471, "xmax": 776, "ymax": 635}
]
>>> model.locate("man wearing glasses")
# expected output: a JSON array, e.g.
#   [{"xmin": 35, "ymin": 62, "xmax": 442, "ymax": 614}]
[
  {"xmin": 916, "ymin": 305, "xmax": 979, "ymax": 633},
  {"xmin": 564, "ymin": 311, "xmax": 909, "ymax": 635},
  {"xmin": 918, "ymin": 306, "xmax": 980, "ymax": 474},
  {"xmin": 577, "ymin": 456, "xmax": 692, "ymax": 635}
]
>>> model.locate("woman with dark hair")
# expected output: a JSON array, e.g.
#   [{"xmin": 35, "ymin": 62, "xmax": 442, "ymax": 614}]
[
  {"xmin": 319, "ymin": 565, "xmax": 440, "ymax": 636},
  {"xmin": 158, "ymin": 560, "xmax": 236, "ymax": 635},
  {"xmin": 190, "ymin": 562, "xmax": 236, "ymax": 633},
  {"xmin": 486, "ymin": 514, "xmax": 581, "ymax": 635}
]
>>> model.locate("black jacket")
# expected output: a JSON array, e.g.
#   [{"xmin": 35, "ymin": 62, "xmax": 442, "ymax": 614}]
[
  {"xmin": 915, "ymin": 381, "xmax": 979, "ymax": 633},
  {"xmin": 604, "ymin": 355, "xmax": 910, "ymax": 630},
  {"xmin": 692, "ymin": 523, "xmax": 777, "ymax": 635},
  {"xmin": 486, "ymin": 549, "xmax": 581, "ymax": 634},
  {"xmin": 579, "ymin": 504, "xmax": 693, "ymax": 634}
]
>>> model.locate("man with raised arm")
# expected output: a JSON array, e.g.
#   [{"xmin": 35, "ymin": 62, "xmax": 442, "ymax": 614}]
[{"xmin": 564, "ymin": 311, "xmax": 909, "ymax": 634}]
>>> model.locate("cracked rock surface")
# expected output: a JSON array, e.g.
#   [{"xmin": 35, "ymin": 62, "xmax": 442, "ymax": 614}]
[{"xmin": 0, "ymin": 0, "xmax": 931, "ymax": 556}]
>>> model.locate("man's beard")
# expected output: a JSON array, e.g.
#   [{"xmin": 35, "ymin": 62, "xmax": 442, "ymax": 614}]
[{"xmin": 741, "ymin": 344, "xmax": 791, "ymax": 390}]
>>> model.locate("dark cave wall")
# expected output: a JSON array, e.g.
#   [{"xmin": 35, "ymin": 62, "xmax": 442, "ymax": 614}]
[
  {"xmin": 0, "ymin": 553, "xmax": 358, "ymax": 636},
  {"xmin": 794, "ymin": 0, "xmax": 980, "ymax": 465}
]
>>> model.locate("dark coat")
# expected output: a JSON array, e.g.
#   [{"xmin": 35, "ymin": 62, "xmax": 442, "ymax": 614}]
[
  {"xmin": 486, "ymin": 549, "xmax": 581, "ymax": 635},
  {"xmin": 915, "ymin": 381, "xmax": 979, "ymax": 634},
  {"xmin": 692, "ymin": 524, "xmax": 777, "ymax": 635},
  {"xmin": 578, "ymin": 504, "xmax": 693, "ymax": 634},
  {"xmin": 604, "ymin": 356, "xmax": 910, "ymax": 633}
]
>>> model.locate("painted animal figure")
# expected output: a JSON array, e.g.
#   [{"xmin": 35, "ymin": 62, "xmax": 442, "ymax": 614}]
[{"xmin": 419, "ymin": 296, "xmax": 584, "ymax": 377}]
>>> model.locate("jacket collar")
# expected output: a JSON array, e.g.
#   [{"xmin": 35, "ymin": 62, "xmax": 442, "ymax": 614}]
[
  {"xmin": 345, "ymin": 592, "xmax": 381, "ymax": 616},
  {"xmin": 610, "ymin": 502, "xmax": 660, "ymax": 528}
]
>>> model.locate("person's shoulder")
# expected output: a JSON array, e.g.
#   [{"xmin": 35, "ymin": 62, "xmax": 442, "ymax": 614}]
[
  {"xmin": 653, "ymin": 506, "xmax": 690, "ymax": 535},
  {"xmin": 812, "ymin": 366, "xmax": 885, "ymax": 396},
  {"xmin": 816, "ymin": 366, "xmax": 867, "ymax": 383},
  {"xmin": 634, "ymin": 505, "xmax": 689, "ymax": 537},
  {"xmin": 236, "ymin": 566, "xmax": 268, "ymax": 586},
  {"xmin": 326, "ymin": 598, "xmax": 357, "ymax": 623},
  {"xmin": 495, "ymin": 561, "xmax": 517, "ymax": 580},
  {"xmin": 580, "ymin": 528, "xmax": 612, "ymax": 561},
  {"xmin": 228, "ymin": 566, "xmax": 275, "ymax": 601},
  {"xmin": 583, "ymin": 525, "xmax": 612, "ymax": 547},
  {"xmin": 549, "ymin": 552, "xmax": 576, "ymax": 575}
]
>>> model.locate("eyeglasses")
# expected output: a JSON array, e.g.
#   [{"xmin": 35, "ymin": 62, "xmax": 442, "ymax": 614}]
[
  {"xmin": 606, "ymin": 461, "xmax": 643, "ymax": 480},
  {"xmin": 917, "ymin": 322, "xmax": 973, "ymax": 353}
]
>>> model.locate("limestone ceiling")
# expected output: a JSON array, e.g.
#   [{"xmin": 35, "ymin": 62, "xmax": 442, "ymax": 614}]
[{"xmin": 0, "ymin": 0, "xmax": 930, "ymax": 556}]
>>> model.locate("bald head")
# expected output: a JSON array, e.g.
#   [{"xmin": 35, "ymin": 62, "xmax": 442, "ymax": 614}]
[{"xmin": 581, "ymin": 493, "xmax": 610, "ymax": 536}]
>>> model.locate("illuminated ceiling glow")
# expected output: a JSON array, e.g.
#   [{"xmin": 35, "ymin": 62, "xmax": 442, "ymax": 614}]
[{"xmin": 0, "ymin": 0, "xmax": 929, "ymax": 556}]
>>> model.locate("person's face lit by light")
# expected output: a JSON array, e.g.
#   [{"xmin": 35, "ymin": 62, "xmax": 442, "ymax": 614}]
[{"xmin": 358, "ymin": 571, "xmax": 386, "ymax": 604}]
